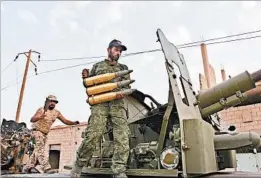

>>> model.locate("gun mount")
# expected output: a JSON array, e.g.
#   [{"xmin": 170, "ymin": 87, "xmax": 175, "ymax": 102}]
[
  {"xmin": 76, "ymin": 29, "xmax": 261, "ymax": 178},
  {"xmin": 196, "ymin": 70, "xmax": 260, "ymax": 118}
]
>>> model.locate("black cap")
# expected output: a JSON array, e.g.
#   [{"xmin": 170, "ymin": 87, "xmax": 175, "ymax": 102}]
[{"xmin": 108, "ymin": 39, "xmax": 127, "ymax": 51}]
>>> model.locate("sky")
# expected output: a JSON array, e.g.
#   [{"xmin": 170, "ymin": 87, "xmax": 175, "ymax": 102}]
[{"xmin": 1, "ymin": 1, "xmax": 261, "ymax": 128}]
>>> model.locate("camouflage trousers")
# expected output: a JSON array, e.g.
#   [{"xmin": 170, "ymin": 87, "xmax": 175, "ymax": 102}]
[
  {"xmin": 75, "ymin": 103, "xmax": 130, "ymax": 173},
  {"xmin": 24, "ymin": 130, "xmax": 51, "ymax": 173}
]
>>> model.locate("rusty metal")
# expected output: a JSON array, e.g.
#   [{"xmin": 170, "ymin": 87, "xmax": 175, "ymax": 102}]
[
  {"xmin": 236, "ymin": 86, "xmax": 261, "ymax": 106},
  {"xmin": 251, "ymin": 69, "xmax": 261, "ymax": 83},
  {"xmin": 201, "ymin": 43, "xmax": 211, "ymax": 88}
]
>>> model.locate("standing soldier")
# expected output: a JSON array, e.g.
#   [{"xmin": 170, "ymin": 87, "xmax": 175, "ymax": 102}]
[
  {"xmin": 23, "ymin": 95, "xmax": 80, "ymax": 174},
  {"xmin": 71, "ymin": 40, "xmax": 131, "ymax": 178}
]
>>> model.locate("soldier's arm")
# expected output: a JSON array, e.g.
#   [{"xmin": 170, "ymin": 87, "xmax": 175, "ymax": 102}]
[
  {"xmin": 57, "ymin": 111, "xmax": 79, "ymax": 125},
  {"xmin": 30, "ymin": 108, "xmax": 44, "ymax": 123}
]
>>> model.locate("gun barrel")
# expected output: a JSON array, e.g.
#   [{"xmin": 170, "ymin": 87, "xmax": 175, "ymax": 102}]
[
  {"xmin": 197, "ymin": 71, "xmax": 256, "ymax": 109},
  {"xmin": 251, "ymin": 69, "xmax": 261, "ymax": 83},
  {"xmin": 196, "ymin": 70, "xmax": 261, "ymax": 117},
  {"xmin": 214, "ymin": 132, "xmax": 261, "ymax": 150},
  {"xmin": 235, "ymin": 87, "xmax": 261, "ymax": 107}
]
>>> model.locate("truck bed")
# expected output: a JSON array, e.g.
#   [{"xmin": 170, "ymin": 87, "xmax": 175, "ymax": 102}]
[
  {"xmin": 1, "ymin": 173, "xmax": 70, "ymax": 177},
  {"xmin": 2, "ymin": 171, "xmax": 261, "ymax": 178}
]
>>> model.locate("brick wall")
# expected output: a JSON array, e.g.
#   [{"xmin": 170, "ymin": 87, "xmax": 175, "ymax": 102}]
[
  {"xmin": 199, "ymin": 73, "xmax": 208, "ymax": 90},
  {"xmin": 208, "ymin": 64, "xmax": 217, "ymax": 87},
  {"xmin": 218, "ymin": 82, "xmax": 261, "ymax": 133},
  {"xmin": 219, "ymin": 103, "xmax": 261, "ymax": 133},
  {"xmin": 46, "ymin": 123, "xmax": 87, "ymax": 172},
  {"xmin": 198, "ymin": 43, "xmax": 261, "ymax": 134}
]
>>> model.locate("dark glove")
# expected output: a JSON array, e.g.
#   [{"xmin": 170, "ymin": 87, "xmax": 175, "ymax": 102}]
[{"xmin": 74, "ymin": 121, "xmax": 80, "ymax": 125}]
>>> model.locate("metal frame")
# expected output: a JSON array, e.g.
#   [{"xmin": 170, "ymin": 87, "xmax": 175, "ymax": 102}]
[{"xmin": 156, "ymin": 29, "xmax": 203, "ymax": 177}]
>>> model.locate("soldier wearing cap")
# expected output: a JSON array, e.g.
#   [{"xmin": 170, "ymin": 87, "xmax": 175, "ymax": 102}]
[
  {"xmin": 23, "ymin": 95, "xmax": 80, "ymax": 174},
  {"xmin": 71, "ymin": 40, "xmax": 131, "ymax": 178}
]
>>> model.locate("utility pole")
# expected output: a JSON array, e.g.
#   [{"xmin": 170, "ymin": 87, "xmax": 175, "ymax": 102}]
[{"xmin": 15, "ymin": 49, "xmax": 40, "ymax": 123}]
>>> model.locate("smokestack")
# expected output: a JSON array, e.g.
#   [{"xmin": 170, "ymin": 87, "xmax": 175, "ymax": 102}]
[
  {"xmin": 201, "ymin": 43, "xmax": 211, "ymax": 88},
  {"xmin": 221, "ymin": 68, "xmax": 227, "ymax": 81}
]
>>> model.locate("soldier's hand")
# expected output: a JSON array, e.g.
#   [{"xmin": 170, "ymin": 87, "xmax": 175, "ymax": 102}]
[
  {"xmin": 82, "ymin": 69, "xmax": 89, "ymax": 79},
  {"xmin": 74, "ymin": 121, "xmax": 80, "ymax": 125}
]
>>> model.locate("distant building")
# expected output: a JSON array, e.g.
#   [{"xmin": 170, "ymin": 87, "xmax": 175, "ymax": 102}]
[{"xmin": 46, "ymin": 122, "xmax": 87, "ymax": 172}]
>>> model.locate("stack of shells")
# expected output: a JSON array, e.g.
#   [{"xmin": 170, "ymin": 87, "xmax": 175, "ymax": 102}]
[{"xmin": 83, "ymin": 70, "xmax": 136, "ymax": 105}]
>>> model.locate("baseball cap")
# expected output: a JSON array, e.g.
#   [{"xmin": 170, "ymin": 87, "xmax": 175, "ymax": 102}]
[
  {"xmin": 47, "ymin": 95, "xmax": 58, "ymax": 103},
  {"xmin": 108, "ymin": 39, "xmax": 127, "ymax": 51}
]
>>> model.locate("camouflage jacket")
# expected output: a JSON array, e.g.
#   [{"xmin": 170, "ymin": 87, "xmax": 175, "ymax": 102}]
[{"xmin": 88, "ymin": 59, "xmax": 131, "ymax": 106}]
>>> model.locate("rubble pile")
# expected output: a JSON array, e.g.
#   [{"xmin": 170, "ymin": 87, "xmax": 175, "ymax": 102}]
[{"xmin": 1, "ymin": 119, "xmax": 34, "ymax": 174}]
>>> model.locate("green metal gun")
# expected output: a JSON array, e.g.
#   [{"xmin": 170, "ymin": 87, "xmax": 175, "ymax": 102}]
[{"xmin": 76, "ymin": 29, "xmax": 261, "ymax": 178}]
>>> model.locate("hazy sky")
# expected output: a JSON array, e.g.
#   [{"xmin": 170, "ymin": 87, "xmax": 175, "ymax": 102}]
[{"xmin": 1, "ymin": 1, "xmax": 261, "ymax": 128}]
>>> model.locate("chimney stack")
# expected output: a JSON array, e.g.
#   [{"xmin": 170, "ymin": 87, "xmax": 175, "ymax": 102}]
[
  {"xmin": 221, "ymin": 68, "xmax": 226, "ymax": 81},
  {"xmin": 200, "ymin": 43, "xmax": 211, "ymax": 88}
]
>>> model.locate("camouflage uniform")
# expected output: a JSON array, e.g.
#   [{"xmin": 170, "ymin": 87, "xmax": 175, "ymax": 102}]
[
  {"xmin": 24, "ymin": 107, "xmax": 60, "ymax": 173},
  {"xmin": 72, "ymin": 59, "xmax": 131, "ymax": 176}
]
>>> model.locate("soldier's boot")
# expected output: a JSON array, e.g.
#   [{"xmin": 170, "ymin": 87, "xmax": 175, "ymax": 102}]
[
  {"xmin": 113, "ymin": 172, "xmax": 128, "ymax": 178},
  {"xmin": 71, "ymin": 161, "xmax": 83, "ymax": 178},
  {"xmin": 44, "ymin": 168, "xmax": 57, "ymax": 174},
  {"xmin": 43, "ymin": 164, "xmax": 56, "ymax": 174},
  {"xmin": 34, "ymin": 165, "xmax": 44, "ymax": 174},
  {"xmin": 22, "ymin": 167, "xmax": 31, "ymax": 174}
]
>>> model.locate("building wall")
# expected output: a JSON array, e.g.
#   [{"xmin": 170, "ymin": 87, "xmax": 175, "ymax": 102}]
[
  {"xmin": 219, "ymin": 82, "xmax": 261, "ymax": 133},
  {"xmin": 46, "ymin": 123, "xmax": 87, "ymax": 172},
  {"xmin": 219, "ymin": 103, "xmax": 261, "ymax": 133}
]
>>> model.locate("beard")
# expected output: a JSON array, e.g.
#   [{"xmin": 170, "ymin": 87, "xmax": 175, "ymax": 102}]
[
  {"xmin": 109, "ymin": 51, "xmax": 120, "ymax": 61},
  {"xmin": 48, "ymin": 105, "xmax": 55, "ymax": 110}
]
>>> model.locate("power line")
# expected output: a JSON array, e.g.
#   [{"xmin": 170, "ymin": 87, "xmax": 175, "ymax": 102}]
[
  {"xmin": 205, "ymin": 34, "xmax": 261, "ymax": 46},
  {"xmin": 1, "ymin": 66, "xmax": 34, "ymax": 91},
  {"xmin": 1, "ymin": 60, "xmax": 14, "ymax": 73},
  {"xmin": 41, "ymin": 29, "xmax": 261, "ymax": 62},
  {"xmin": 178, "ymin": 29, "xmax": 261, "ymax": 47},
  {"xmin": 178, "ymin": 34, "xmax": 261, "ymax": 48},
  {"xmin": 37, "ymin": 61, "xmax": 98, "ymax": 75},
  {"xmin": 0, "ymin": 61, "xmax": 98, "ymax": 91},
  {"xmin": 43, "ymin": 55, "xmax": 106, "ymax": 62},
  {"xmin": 1, "ymin": 33, "xmax": 261, "ymax": 91}
]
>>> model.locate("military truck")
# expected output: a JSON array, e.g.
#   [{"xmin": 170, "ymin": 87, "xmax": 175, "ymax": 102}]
[
  {"xmin": 2, "ymin": 29, "xmax": 261, "ymax": 178},
  {"xmin": 77, "ymin": 29, "xmax": 261, "ymax": 178}
]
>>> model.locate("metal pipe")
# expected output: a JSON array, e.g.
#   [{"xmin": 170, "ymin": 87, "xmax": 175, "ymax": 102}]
[
  {"xmin": 197, "ymin": 71, "xmax": 256, "ymax": 109},
  {"xmin": 251, "ymin": 69, "xmax": 261, "ymax": 83},
  {"xmin": 214, "ymin": 132, "xmax": 261, "ymax": 150}
]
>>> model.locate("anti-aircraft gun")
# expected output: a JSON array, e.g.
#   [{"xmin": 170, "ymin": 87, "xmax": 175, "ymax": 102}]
[{"xmin": 79, "ymin": 29, "xmax": 261, "ymax": 178}]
